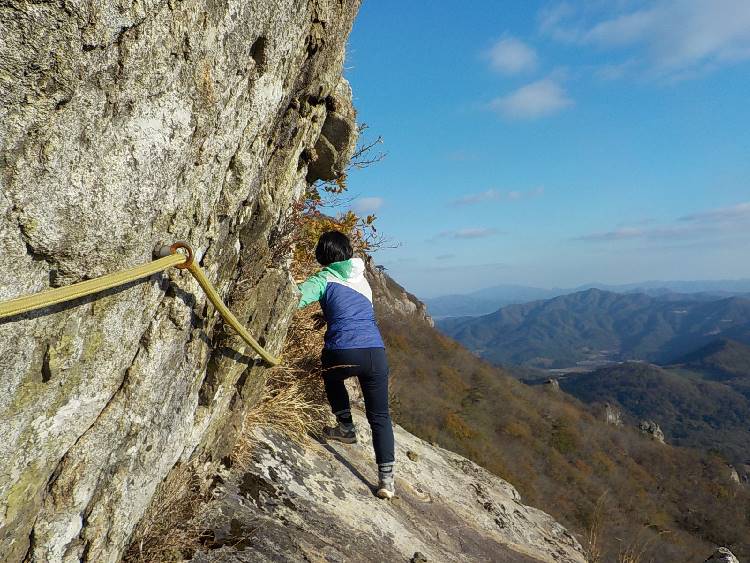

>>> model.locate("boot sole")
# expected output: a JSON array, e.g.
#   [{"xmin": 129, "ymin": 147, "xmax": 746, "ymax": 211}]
[
  {"xmin": 376, "ymin": 488, "xmax": 395, "ymax": 499},
  {"xmin": 324, "ymin": 435, "xmax": 357, "ymax": 444}
]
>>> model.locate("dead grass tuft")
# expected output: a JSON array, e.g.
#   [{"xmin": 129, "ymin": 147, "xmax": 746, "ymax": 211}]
[
  {"xmin": 232, "ymin": 305, "xmax": 330, "ymax": 468},
  {"xmin": 585, "ymin": 492, "xmax": 608, "ymax": 563},
  {"xmin": 123, "ymin": 462, "xmax": 211, "ymax": 563},
  {"xmin": 616, "ymin": 529, "xmax": 666, "ymax": 563}
]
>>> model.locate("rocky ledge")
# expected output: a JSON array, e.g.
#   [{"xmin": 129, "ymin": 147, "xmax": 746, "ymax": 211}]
[{"xmin": 192, "ymin": 411, "xmax": 586, "ymax": 563}]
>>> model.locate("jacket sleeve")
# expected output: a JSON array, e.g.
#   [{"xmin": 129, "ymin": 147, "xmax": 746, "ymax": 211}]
[{"xmin": 297, "ymin": 271, "xmax": 328, "ymax": 308}]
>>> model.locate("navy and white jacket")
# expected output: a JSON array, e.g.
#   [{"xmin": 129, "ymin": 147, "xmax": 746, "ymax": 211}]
[{"xmin": 297, "ymin": 257, "xmax": 385, "ymax": 350}]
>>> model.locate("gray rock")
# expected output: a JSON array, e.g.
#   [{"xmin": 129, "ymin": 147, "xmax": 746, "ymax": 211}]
[
  {"xmin": 305, "ymin": 79, "xmax": 358, "ymax": 183},
  {"xmin": 604, "ymin": 402, "xmax": 623, "ymax": 427},
  {"xmin": 705, "ymin": 547, "xmax": 740, "ymax": 563},
  {"xmin": 368, "ymin": 260, "xmax": 434, "ymax": 327},
  {"xmin": 192, "ymin": 411, "xmax": 587, "ymax": 563},
  {"xmin": 638, "ymin": 420, "xmax": 665, "ymax": 443},
  {"xmin": 0, "ymin": 1, "xmax": 361, "ymax": 561},
  {"xmin": 738, "ymin": 463, "xmax": 750, "ymax": 484}
]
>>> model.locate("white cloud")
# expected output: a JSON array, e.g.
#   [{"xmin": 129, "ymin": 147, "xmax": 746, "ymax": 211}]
[
  {"xmin": 485, "ymin": 37, "xmax": 538, "ymax": 74},
  {"xmin": 489, "ymin": 78, "xmax": 573, "ymax": 119},
  {"xmin": 541, "ymin": 0, "xmax": 750, "ymax": 78},
  {"xmin": 452, "ymin": 187, "xmax": 544, "ymax": 206},
  {"xmin": 352, "ymin": 197, "xmax": 384, "ymax": 214},
  {"xmin": 452, "ymin": 189, "xmax": 504, "ymax": 206},
  {"xmin": 451, "ymin": 186, "xmax": 544, "ymax": 205}
]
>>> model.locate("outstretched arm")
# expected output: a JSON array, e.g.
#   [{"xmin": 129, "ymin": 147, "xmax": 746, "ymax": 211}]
[{"xmin": 297, "ymin": 271, "xmax": 328, "ymax": 308}]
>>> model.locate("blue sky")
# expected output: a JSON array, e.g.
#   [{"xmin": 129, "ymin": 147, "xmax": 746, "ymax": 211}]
[{"xmin": 342, "ymin": 0, "xmax": 750, "ymax": 298}]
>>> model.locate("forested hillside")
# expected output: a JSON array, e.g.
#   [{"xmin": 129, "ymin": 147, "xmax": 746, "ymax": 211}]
[
  {"xmin": 559, "ymin": 341, "xmax": 750, "ymax": 464},
  {"xmin": 373, "ymin": 272, "xmax": 750, "ymax": 562}
]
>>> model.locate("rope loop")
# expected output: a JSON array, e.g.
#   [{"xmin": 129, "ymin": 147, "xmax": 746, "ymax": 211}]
[{"xmin": 170, "ymin": 241, "xmax": 194, "ymax": 270}]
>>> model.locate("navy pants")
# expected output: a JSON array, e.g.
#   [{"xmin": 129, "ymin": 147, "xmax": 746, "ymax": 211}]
[{"xmin": 321, "ymin": 347, "xmax": 395, "ymax": 465}]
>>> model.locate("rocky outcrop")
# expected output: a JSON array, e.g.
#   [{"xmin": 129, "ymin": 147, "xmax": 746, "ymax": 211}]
[
  {"xmin": 705, "ymin": 547, "xmax": 740, "ymax": 563},
  {"xmin": 0, "ymin": 1, "xmax": 361, "ymax": 561},
  {"xmin": 305, "ymin": 79, "xmax": 358, "ymax": 183},
  {"xmin": 192, "ymin": 411, "xmax": 586, "ymax": 562},
  {"xmin": 738, "ymin": 463, "xmax": 750, "ymax": 485},
  {"xmin": 367, "ymin": 261, "xmax": 434, "ymax": 327},
  {"xmin": 544, "ymin": 378, "xmax": 560, "ymax": 391},
  {"xmin": 604, "ymin": 402, "xmax": 623, "ymax": 426},
  {"xmin": 638, "ymin": 420, "xmax": 666, "ymax": 443}
]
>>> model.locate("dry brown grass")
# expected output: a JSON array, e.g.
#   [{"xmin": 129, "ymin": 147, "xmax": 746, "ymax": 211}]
[
  {"xmin": 585, "ymin": 492, "xmax": 608, "ymax": 563},
  {"xmin": 123, "ymin": 462, "xmax": 210, "ymax": 563},
  {"xmin": 232, "ymin": 304, "xmax": 329, "ymax": 464},
  {"xmin": 616, "ymin": 529, "xmax": 666, "ymax": 563}
]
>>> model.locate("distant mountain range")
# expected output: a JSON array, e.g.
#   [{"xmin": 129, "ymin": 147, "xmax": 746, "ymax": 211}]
[
  {"xmin": 438, "ymin": 288, "xmax": 750, "ymax": 369},
  {"xmin": 424, "ymin": 279, "xmax": 750, "ymax": 318},
  {"xmin": 559, "ymin": 339, "xmax": 750, "ymax": 463},
  {"xmin": 370, "ymin": 267, "xmax": 750, "ymax": 560}
]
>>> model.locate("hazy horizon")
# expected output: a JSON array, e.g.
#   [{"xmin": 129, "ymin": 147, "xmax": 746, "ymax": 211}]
[{"xmin": 416, "ymin": 276, "xmax": 750, "ymax": 300}]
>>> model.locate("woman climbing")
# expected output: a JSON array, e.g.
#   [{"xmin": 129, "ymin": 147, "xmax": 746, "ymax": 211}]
[{"xmin": 297, "ymin": 230, "xmax": 395, "ymax": 499}]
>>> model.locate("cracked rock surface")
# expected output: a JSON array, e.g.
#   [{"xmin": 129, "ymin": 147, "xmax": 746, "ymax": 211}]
[
  {"xmin": 193, "ymin": 411, "xmax": 586, "ymax": 562},
  {"xmin": 0, "ymin": 1, "xmax": 361, "ymax": 561}
]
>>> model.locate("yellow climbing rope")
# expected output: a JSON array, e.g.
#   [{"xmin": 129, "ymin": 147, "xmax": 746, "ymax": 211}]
[{"xmin": 0, "ymin": 242, "xmax": 281, "ymax": 366}]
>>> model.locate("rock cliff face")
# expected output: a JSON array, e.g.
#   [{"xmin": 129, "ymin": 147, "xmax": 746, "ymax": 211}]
[{"xmin": 0, "ymin": 1, "xmax": 361, "ymax": 560}]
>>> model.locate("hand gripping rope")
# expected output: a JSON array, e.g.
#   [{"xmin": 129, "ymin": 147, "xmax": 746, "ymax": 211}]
[{"xmin": 0, "ymin": 242, "xmax": 281, "ymax": 366}]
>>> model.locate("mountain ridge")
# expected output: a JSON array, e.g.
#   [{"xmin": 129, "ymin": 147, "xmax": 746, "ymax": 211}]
[
  {"xmin": 425, "ymin": 279, "xmax": 750, "ymax": 319},
  {"xmin": 438, "ymin": 288, "xmax": 750, "ymax": 368}
]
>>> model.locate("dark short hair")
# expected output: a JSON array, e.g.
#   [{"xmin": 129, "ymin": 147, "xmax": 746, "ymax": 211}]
[{"xmin": 315, "ymin": 231, "xmax": 353, "ymax": 266}]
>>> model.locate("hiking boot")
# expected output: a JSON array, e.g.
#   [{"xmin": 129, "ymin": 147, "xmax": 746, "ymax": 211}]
[
  {"xmin": 376, "ymin": 479, "xmax": 395, "ymax": 499},
  {"xmin": 323, "ymin": 424, "xmax": 357, "ymax": 444}
]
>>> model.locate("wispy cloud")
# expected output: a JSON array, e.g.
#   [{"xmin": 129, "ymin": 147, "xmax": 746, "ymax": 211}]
[
  {"xmin": 352, "ymin": 197, "xmax": 384, "ymax": 214},
  {"xmin": 436, "ymin": 228, "xmax": 500, "ymax": 240},
  {"xmin": 540, "ymin": 1, "xmax": 750, "ymax": 79},
  {"xmin": 489, "ymin": 78, "xmax": 573, "ymax": 119},
  {"xmin": 451, "ymin": 187, "xmax": 544, "ymax": 206},
  {"xmin": 679, "ymin": 201, "xmax": 750, "ymax": 223},
  {"xmin": 484, "ymin": 36, "xmax": 538, "ymax": 74},
  {"xmin": 435, "ymin": 253, "xmax": 456, "ymax": 260},
  {"xmin": 452, "ymin": 189, "xmax": 503, "ymax": 206},
  {"xmin": 578, "ymin": 201, "xmax": 750, "ymax": 243}
]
